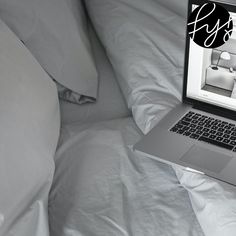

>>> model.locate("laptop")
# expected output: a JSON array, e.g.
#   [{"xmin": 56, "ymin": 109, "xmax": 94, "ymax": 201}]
[{"xmin": 134, "ymin": 0, "xmax": 236, "ymax": 186}]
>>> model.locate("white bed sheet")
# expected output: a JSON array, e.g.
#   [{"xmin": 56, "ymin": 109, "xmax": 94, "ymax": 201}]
[
  {"xmin": 49, "ymin": 118, "xmax": 204, "ymax": 236},
  {"xmin": 59, "ymin": 26, "xmax": 131, "ymax": 125}
]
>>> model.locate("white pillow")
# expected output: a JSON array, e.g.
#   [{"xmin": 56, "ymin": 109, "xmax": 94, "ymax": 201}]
[
  {"xmin": 86, "ymin": 0, "xmax": 187, "ymax": 134},
  {"xmin": 0, "ymin": 19, "xmax": 60, "ymax": 235},
  {"xmin": 0, "ymin": 0, "xmax": 98, "ymax": 102}
]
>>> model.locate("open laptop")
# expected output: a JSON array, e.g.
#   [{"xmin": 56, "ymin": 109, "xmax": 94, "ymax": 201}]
[{"xmin": 134, "ymin": 0, "xmax": 236, "ymax": 186}]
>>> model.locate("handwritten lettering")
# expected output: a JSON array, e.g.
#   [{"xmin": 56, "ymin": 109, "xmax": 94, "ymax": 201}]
[{"xmin": 188, "ymin": 3, "xmax": 232, "ymax": 48}]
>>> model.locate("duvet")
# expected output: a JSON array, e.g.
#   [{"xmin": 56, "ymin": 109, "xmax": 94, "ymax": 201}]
[
  {"xmin": 49, "ymin": 118, "xmax": 203, "ymax": 236},
  {"xmin": 84, "ymin": 0, "xmax": 236, "ymax": 235}
]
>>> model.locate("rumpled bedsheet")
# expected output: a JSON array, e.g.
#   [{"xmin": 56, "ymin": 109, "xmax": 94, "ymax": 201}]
[
  {"xmin": 85, "ymin": 0, "xmax": 236, "ymax": 235},
  {"xmin": 86, "ymin": 0, "xmax": 187, "ymax": 134},
  {"xmin": 174, "ymin": 166, "xmax": 236, "ymax": 236},
  {"xmin": 49, "ymin": 118, "xmax": 204, "ymax": 236}
]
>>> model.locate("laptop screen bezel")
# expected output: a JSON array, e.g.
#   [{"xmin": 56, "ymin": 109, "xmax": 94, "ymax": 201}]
[{"xmin": 182, "ymin": 0, "xmax": 236, "ymax": 120}]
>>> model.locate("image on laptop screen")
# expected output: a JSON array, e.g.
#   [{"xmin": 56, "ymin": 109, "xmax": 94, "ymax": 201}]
[{"xmin": 186, "ymin": 4, "xmax": 236, "ymax": 111}]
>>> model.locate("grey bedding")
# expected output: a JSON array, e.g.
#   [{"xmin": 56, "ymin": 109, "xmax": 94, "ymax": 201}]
[
  {"xmin": 49, "ymin": 118, "xmax": 204, "ymax": 236},
  {"xmin": 59, "ymin": 26, "xmax": 131, "ymax": 125},
  {"xmin": 51, "ymin": 2, "xmax": 204, "ymax": 235}
]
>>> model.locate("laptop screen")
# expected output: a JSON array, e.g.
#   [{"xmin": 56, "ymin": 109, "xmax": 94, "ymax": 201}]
[{"xmin": 186, "ymin": 1, "xmax": 236, "ymax": 112}]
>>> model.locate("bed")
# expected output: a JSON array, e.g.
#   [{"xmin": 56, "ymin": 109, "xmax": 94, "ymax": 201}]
[
  {"xmin": 48, "ymin": 2, "xmax": 203, "ymax": 236},
  {"xmin": 1, "ymin": 0, "xmax": 236, "ymax": 236}
]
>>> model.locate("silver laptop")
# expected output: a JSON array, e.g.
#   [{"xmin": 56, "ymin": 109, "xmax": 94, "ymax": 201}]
[{"xmin": 134, "ymin": 0, "xmax": 236, "ymax": 186}]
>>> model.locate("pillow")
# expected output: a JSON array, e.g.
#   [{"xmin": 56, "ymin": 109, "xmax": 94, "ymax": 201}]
[
  {"xmin": 86, "ymin": 0, "xmax": 187, "ymax": 134},
  {"xmin": 0, "ymin": 19, "xmax": 60, "ymax": 235},
  {"xmin": 0, "ymin": 0, "xmax": 98, "ymax": 103}
]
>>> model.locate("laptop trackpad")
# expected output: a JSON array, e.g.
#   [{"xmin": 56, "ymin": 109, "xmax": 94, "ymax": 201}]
[{"xmin": 180, "ymin": 145, "xmax": 233, "ymax": 173}]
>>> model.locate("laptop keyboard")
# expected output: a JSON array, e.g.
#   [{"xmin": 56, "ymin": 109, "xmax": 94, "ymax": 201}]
[{"xmin": 170, "ymin": 111, "xmax": 236, "ymax": 151}]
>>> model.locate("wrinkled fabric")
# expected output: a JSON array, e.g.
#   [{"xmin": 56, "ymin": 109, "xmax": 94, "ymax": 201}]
[
  {"xmin": 49, "ymin": 118, "xmax": 204, "ymax": 236},
  {"xmin": 59, "ymin": 25, "xmax": 130, "ymax": 125},
  {"xmin": 174, "ymin": 166, "xmax": 236, "ymax": 236},
  {"xmin": 55, "ymin": 79, "xmax": 95, "ymax": 105},
  {"xmin": 85, "ymin": 1, "xmax": 236, "ymax": 235},
  {"xmin": 85, "ymin": 0, "xmax": 187, "ymax": 134},
  {"xmin": 0, "ymin": 20, "xmax": 60, "ymax": 235}
]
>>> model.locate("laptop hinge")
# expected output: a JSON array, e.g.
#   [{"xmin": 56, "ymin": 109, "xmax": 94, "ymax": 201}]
[{"xmin": 193, "ymin": 103, "xmax": 236, "ymax": 121}]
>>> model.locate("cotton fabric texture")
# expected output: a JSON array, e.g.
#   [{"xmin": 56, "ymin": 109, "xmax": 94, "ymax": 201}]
[
  {"xmin": 0, "ymin": 0, "xmax": 98, "ymax": 103},
  {"xmin": 0, "ymin": 20, "xmax": 60, "ymax": 235},
  {"xmin": 85, "ymin": 0, "xmax": 236, "ymax": 235}
]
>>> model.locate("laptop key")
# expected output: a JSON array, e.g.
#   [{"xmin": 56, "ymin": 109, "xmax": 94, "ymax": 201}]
[
  {"xmin": 230, "ymin": 141, "xmax": 236, "ymax": 146},
  {"xmin": 223, "ymin": 134, "xmax": 230, "ymax": 139},
  {"xmin": 195, "ymin": 130, "xmax": 203, "ymax": 135},
  {"xmin": 196, "ymin": 126, "xmax": 203, "ymax": 130},
  {"xmin": 219, "ymin": 124, "xmax": 225, "ymax": 128},
  {"xmin": 205, "ymin": 124, "xmax": 212, "ymax": 128},
  {"xmin": 183, "ymin": 131, "xmax": 191, "ymax": 136},
  {"xmin": 216, "ymin": 137, "xmax": 223, "ymax": 142},
  {"xmin": 170, "ymin": 127, "xmax": 178, "ymax": 132},
  {"xmin": 218, "ymin": 128, "xmax": 224, "ymax": 132},
  {"xmin": 177, "ymin": 129, "xmax": 185, "ymax": 134},
  {"xmin": 182, "ymin": 126, "xmax": 190, "ymax": 131},
  {"xmin": 216, "ymin": 132, "xmax": 223, "ymax": 136},
  {"xmin": 190, "ymin": 134, "xmax": 200, "ymax": 139},
  {"xmin": 203, "ymin": 128, "xmax": 210, "ymax": 132},
  {"xmin": 176, "ymin": 124, "xmax": 183, "ymax": 129},
  {"xmin": 183, "ymin": 118, "xmax": 191, "ymax": 123},
  {"xmin": 180, "ymin": 121, "xmax": 190, "ymax": 126},
  {"xmin": 203, "ymin": 132, "xmax": 210, "ymax": 137},
  {"xmin": 225, "ymin": 130, "xmax": 231, "ymax": 134},
  {"xmin": 223, "ymin": 139, "xmax": 230, "ymax": 144},
  {"xmin": 189, "ymin": 128, "xmax": 196, "ymax": 133},
  {"xmin": 199, "ymin": 136, "xmax": 234, "ymax": 150}
]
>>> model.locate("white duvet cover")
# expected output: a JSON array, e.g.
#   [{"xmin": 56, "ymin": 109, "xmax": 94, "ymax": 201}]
[
  {"xmin": 50, "ymin": 118, "xmax": 203, "ymax": 236},
  {"xmin": 85, "ymin": 0, "xmax": 236, "ymax": 235},
  {"xmin": 86, "ymin": 0, "xmax": 187, "ymax": 134}
]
